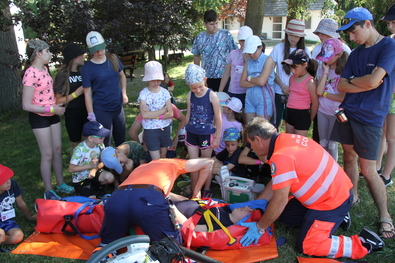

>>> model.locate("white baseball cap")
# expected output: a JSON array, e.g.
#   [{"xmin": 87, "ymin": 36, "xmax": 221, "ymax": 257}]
[
  {"xmin": 238, "ymin": 26, "xmax": 253, "ymax": 41},
  {"xmin": 243, "ymin": 35, "xmax": 262, "ymax": 54},
  {"xmin": 142, "ymin": 61, "xmax": 164, "ymax": 81},
  {"xmin": 86, "ymin": 31, "xmax": 106, "ymax": 54},
  {"xmin": 225, "ymin": 97, "xmax": 243, "ymax": 113}
]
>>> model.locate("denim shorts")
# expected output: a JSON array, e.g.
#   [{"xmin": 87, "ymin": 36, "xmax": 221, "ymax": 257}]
[
  {"xmin": 0, "ymin": 219, "xmax": 19, "ymax": 232},
  {"xmin": 244, "ymin": 86, "xmax": 273, "ymax": 117}
]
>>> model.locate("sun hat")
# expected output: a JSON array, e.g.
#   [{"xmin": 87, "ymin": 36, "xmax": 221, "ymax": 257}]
[
  {"xmin": 223, "ymin": 127, "xmax": 241, "ymax": 142},
  {"xmin": 0, "ymin": 165, "xmax": 14, "ymax": 185},
  {"xmin": 316, "ymin": 38, "xmax": 344, "ymax": 63},
  {"xmin": 337, "ymin": 7, "xmax": 373, "ymax": 32},
  {"xmin": 63, "ymin": 43, "xmax": 86, "ymax": 64},
  {"xmin": 238, "ymin": 26, "xmax": 253, "ymax": 41},
  {"xmin": 381, "ymin": 4, "xmax": 395, "ymax": 21},
  {"xmin": 82, "ymin": 121, "xmax": 110, "ymax": 138},
  {"xmin": 243, "ymin": 35, "xmax": 262, "ymax": 54},
  {"xmin": 142, "ymin": 61, "xmax": 164, "ymax": 81},
  {"xmin": 284, "ymin": 19, "xmax": 306, "ymax": 37},
  {"xmin": 313, "ymin": 18, "xmax": 340, "ymax": 39},
  {"xmin": 217, "ymin": 92, "xmax": 231, "ymax": 106},
  {"xmin": 101, "ymin": 147, "xmax": 123, "ymax": 174},
  {"xmin": 224, "ymin": 97, "xmax": 243, "ymax": 113},
  {"xmin": 86, "ymin": 31, "xmax": 106, "ymax": 53},
  {"xmin": 185, "ymin": 63, "xmax": 206, "ymax": 85},
  {"xmin": 282, "ymin": 49, "xmax": 310, "ymax": 65}
]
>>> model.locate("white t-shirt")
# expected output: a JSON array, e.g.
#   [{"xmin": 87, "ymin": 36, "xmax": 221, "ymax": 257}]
[{"xmin": 269, "ymin": 42, "xmax": 311, "ymax": 94}]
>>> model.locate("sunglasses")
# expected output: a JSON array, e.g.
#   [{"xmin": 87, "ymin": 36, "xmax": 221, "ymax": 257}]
[{"xmin": 341, "ymin": 18, "xmax": 363, "ymax": 26}]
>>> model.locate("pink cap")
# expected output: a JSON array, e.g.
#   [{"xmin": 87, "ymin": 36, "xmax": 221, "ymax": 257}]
[{"xmin": 316, "ymin": 38, "xmax": 344, "ymax": 63}]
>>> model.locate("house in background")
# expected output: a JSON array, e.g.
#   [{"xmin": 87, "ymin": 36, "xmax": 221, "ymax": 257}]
[{"xmin": 220, "ymin": 0, "xmax": 334, "ymax": 42}]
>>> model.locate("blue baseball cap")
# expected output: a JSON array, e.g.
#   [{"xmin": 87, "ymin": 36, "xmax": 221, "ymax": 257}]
[
  {"xmin": 82, "ymin": 121, "xmax": 110, "ymax": 138},
  {"xmin": 337, "ymin": 7, "xmax": 373, "ymax": 32},
  {"xmin": 223, "ymin": 127, "xmax": 241, "ymax": 142},
  {"xmin": 101, "ymin": 147, "xmax": 123, "ymax": 174}
]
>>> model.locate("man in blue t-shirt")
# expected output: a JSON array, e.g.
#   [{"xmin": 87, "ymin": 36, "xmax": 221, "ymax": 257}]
[
  {"xmin": 331, "ymin": 7, "xmax": 395, "ymax": 239},
  {"xmin": 192, "ymin": 10, "xmax": 238, "ymax": 92}
]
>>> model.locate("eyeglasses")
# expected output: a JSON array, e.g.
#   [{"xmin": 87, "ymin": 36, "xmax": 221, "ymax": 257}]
[
  {"xmin": 341, "ymin": 18, "xmax": 363, "ymax": 26},
  {"xmin": 91, "ymin": 135, "xmax": 103, "ymax": 138}
]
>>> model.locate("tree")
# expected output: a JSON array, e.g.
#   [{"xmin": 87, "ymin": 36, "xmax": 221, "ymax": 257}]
[
  {"xmin": 0, "ymin": 1, "xmax": 22, "ymax": 112},
  {"xmin": 244, "ymin": 0, "xmax": 265, "ymax": 36}
]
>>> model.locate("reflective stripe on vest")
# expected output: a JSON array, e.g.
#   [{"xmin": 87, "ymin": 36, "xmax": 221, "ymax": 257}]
[
  {"xmin": 343, "ymin": 236, "xmax": 352, "ymax": 258},
  {"xmin": 293, "ymin": 151, "xmax": 339, "ymax": 206},
  {"xmin": 329, "ymin": 235, "xmax": 339, "ymax": 258}
]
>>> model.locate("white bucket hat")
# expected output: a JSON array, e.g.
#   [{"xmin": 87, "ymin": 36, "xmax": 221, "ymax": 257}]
[
  {"xmin": 313, "ymin": 18, "xmax": 340, "ymax": 39},
  {"xmin": 284, "ymin": 19, "xmax": 306, "ymax": 37},
  {"xmin": 142, "ymin": 61, "xmax": 164, "ymax": 81},
  {"xmin": 243, "ymin": 35, "xmax": 262, "ymax": 54},
  {"xmin": 86, "ymin": 31, "xmax": 106, "ymax": 53},
  {"xmin": 238, "ymin": 26, "xmax": 253, "ymax": 41}
]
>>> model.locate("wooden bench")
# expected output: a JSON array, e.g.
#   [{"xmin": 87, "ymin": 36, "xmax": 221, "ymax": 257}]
[
  {"xmin": 162, "ymin": 52, "xmax": 184, "ymax": 65},
  {"xmin": 119, "ymin": 54, "xmax": 139, "ymax": 81}
]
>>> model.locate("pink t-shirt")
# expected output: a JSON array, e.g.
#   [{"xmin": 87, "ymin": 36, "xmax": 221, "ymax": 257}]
[
  {"xmin": 227, "ymin": 49, "xmax": 246, "ymax": 94},
  {"xmin": 287, "ymin": 76, "xmax": 314, "ymax": 110},
  {"xmin": 317, "ymin": 67, "xmax": 341, "ymax": 116},
  {"xmin": 135, "ymin": 104, "xmax": 181, "ymax": 123},
  {"xmin": 22, "ymin": 66, "xmax": 56, "ymax": 116}
]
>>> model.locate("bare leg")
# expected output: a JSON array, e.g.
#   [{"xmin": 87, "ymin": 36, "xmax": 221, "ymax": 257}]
[
  {"xmin": 149, "ymin": 150, "xmax": 160, "ymax": 160},
  {"xmin": 159, "ymin": 147, "xmax": 168, "ymax": 158},
  {"xmin": 286, "ymin": 123, "xmax": 295, "ymax": 134},
  {"xmin": 341, "ymin": 144, "xmax": 359, "ymax": 203},
  {"xmin": 376, "ymin": 120, "xmax": 387, "ymax": 171},
  {"xmin": 186, "ymin": 145, "xmax": 200, "ymax": 194},
  {"xmin": 245, "ymin": 112, "xmax": 256, "ymax": 126},
  {"xmin": 50, "ymin": 123, "xmax": 64, "ymax": 187},
  {"xmin": 33, "ymin": 127, "xmax": 55, "ymax": 191},
  {"xmin": 294, "ymin": 129, "xmax": 308, "ymax": 137},
  {"xmin": 381, "ymin": 114, "xmax": 395, "ymax": 181},
  {"xmin": 201, "ymin": 147, "xmax": 213, "ymax": 191},
  {"xmin": 70, "ymin": 141, "xmax": 80, "ymax": 157}
]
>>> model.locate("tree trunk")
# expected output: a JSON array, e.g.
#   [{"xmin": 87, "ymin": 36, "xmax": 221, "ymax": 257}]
[
  {"xmin": 0, "ymin": 3, "xmax": 22, "ymax": 112},
  {"xmin": 245, "ymin": 0, "xmax": 265, "ymax": 36},
  {"xmin": 163, "ymin": 45, "xmax": 168, "ymax": 72}
]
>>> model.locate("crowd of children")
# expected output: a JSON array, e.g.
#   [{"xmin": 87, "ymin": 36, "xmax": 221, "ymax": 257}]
[{"xmin": 5, "ymin": 5, "xmax": 395, "ymax": 258}]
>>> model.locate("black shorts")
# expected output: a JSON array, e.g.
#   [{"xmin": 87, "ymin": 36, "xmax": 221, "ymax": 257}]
[
  {"xmin": 286, "ymin": 108, "xmax": 311, "ymax": 131},
  {"xmin": 73, "ymin": 169, "xmax": 103, "ymax": 197},
  {"xmin": 28, "ymin": 112, "xmax": 60, "ymax": 129},
  {"xmin": 143, "ymin": 125, "xmax": 172, "ymax": 151},
  {"xmin": 185, "ymin": 131, "xmax": 213, "ymax": 149}
]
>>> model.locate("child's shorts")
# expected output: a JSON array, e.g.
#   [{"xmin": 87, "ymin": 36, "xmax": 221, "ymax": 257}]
[
  {"xmin": 144, "ymin": 125, "xmax": 172, "ymax": 151},
  {"xmin": 29, "ymin": 112, "xmax": 60, "ymax": 129},
  {"xmin": 186, "ymin": 132, "xmax": 213, "ymax": 149},
  {"xmin": 286, "ymin": 108, "xmax": 311, "ymax": 130},
  {"xmin": 0, "ymin": 219, "xmax": 20, "ymax": 232},
  {"xmin": 73, "ymin": 169, "xmax": 103, "ymax": 197}
]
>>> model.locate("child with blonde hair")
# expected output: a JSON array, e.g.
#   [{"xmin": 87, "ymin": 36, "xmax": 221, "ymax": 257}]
[{"xmin": 185, "ymin": 64, "xmax": 222, "ymax": 198}]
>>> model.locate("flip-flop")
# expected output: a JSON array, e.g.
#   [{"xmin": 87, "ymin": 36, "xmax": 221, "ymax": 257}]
[{"xmin": 379, "ymin": 218, "xmax": 395, "ymax": 239}]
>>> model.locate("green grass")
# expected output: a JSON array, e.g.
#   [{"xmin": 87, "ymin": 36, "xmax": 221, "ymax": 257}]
[{"xmin": 1, "ymin": 54, "xmax": 395, "ymax": 262}]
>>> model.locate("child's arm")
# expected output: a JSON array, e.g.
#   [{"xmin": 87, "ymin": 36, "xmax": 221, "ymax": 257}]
[
  {"xmin": 69, "ymin": 160, "xmax": 98, "ymax": 173},
  {"xmin": 219, "ymin": 63, "xmax": 231, "ymax": 92},
  {"xmin": 210, "ymin": 91, "xmax": 222, "ymax": 149},
  {"xmin": 139, "ymin": 99, "xmax": 167, "ymax": 119},
  {"xmin": 185, "ymin": 91, "xmax": 192, "ymax": 125},
  {"xmin": 307, "ymin": 78, "xmax": 318, "ymax": 121},
  {"xmin": 161, "ymin": 99, "xmax": 174, "ymax": 119},
  {"xmin": 249, "ymin": 57, "xmax": 275, "ymax": 87},
  {"xmin": 316, "ymin": 64, "xmax": 329, "ymax": 96},
  {"xmin": 239, "ymin": 60, "xmax": 255, "ymax": 88},
  {"xmin": 238, "ymin": 146, "xmax": 266, "ymax": 165},
  {"xmin": 119, "ymin": 70, "xmax": 128, "ymax": 105},
  {"xmin": 16, "ymin": 196, "xmax": 35, "ymax": 221}
]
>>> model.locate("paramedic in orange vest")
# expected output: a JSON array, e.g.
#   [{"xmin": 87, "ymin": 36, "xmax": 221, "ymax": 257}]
[
  {"xmin": 240, "ymin": 117, "xmax": 384, "ymax": 259},
  {"xmin": 99, "ymin": 158, "xmax": 213, "ymax": 245}
]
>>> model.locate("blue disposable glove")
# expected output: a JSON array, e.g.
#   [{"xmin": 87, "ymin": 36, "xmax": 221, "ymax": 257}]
[
  {"xmin": 239, "ymin": 222, "xmax": 262, "ymax": 247},
  {"xmin": 87, "ymin": 112, "xmax": 96, "ymax": 121},
  {"xmin": 229, "ymin": 199, "xmax": 268, "ymax": 212}
]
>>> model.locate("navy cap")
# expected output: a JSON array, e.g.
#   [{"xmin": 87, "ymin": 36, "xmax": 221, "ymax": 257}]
[
  {"xmin": 82, "ymin": 121, "xmax": 110, "ymax": 138},
  {"xmin": 282, "ymin": 49, "xmax": 309, "ymax": 65},
  {"xmin": 337, "ymin": 7, "xmax": 373, "ymax": 32},
  {"xmin": 381, "ymin": 4, "xmax": 395, "ymax": 21}
]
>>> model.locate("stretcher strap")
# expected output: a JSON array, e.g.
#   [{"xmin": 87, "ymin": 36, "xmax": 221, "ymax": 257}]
[{"xmin": 202, "ymin": 209, "xmax": 237, "ymax": 245}]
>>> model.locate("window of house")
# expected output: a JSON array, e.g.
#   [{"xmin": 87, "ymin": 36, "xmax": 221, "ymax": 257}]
[
  {"xmin": 304, "ymin": 17, "xmax": 312, "ymax": 29},
  {"xmin": 222, "ymin": 18, "xmax": 231, "ymax": 30},
  {"xmin": 272, "ymin": 16, "xmax": 283, "ymax": 39}
]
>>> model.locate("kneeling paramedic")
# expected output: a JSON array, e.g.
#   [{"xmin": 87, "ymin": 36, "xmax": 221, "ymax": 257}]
[
  {"xmin": 99, "ymin": 158, "xmax": 213, "ymax": 245},
  {"xmin": 241, "ymin": 117, "xmax": 384, "ymax": 259}
]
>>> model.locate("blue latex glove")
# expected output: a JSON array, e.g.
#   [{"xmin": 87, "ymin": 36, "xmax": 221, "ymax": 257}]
[
  {"xmin": 229, "ymin": 199, "xmax": 267, "ymax": 212},
  {"xmin": 239, "ymin": 222, "xmax": 262, "ymax": 247}
]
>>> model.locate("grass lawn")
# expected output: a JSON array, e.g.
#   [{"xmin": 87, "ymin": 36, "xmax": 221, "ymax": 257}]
[{"xmin": 1, "ymin": 53, "xmax": 394, "ymax": 263}]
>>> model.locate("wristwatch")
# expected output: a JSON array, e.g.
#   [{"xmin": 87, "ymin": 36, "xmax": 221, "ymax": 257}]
[
  {"xmin": 348, "ymin": 75, "xmax": 355, "ymax": 83},
  {"xmin": 256, "ymin": 223, "xmax": 266, "ymax": 235}
]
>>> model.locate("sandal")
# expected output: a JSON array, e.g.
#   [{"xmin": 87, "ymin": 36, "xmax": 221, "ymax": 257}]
[{"xmin": 379, "ymin": 218, "xmax": 395, "ymax": 239}]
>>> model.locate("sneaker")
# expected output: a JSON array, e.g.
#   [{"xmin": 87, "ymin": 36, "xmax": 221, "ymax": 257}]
[
  {"xmin": 359, "ymin": 227, "xmax": 385, "ymax": 252},
  {"xmin": 202, "ymin": 190, "xmax": 212, "ymax": 199},
  {"xmin": 44, "ymin": 190, "xmax": 61, "ymax": 200},
  {"xmin": 339, "ymin": 212, "xmax": 352, "ymax": 230},
  {"xmin": 380, "ymin": 175, "xmax": 393, "ymax": 187},
  {"xmin": 56, "ymin": 182, "xmax": 75, "ymax": 194}
]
